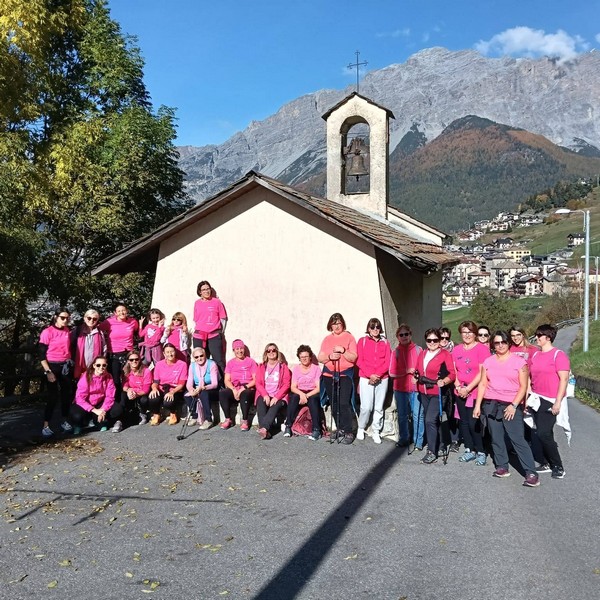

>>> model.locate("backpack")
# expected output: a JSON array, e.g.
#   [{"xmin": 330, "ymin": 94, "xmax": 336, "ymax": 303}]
[{"xmin": 291, "ymin": 406, "xmax": 328, "ymax": 437}]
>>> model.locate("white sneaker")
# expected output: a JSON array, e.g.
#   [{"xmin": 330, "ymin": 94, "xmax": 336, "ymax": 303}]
[
  {"xmin": 372, "ymin": 431, "xmax": 382, "ymax": 444},
  {"xmin": 356, "ymin": 428, "xmax": 365, "ymax": 441},
  {"xmin": 111, "ymin": 420, "xmax": 123, "ymax": 433},
  {"xmin": 60, "ymin": 420, "xmax": 73, "ymax": 432},
  {"xmin": 42, "ymin": 426, "xmax": 54, "ymax": 437}
]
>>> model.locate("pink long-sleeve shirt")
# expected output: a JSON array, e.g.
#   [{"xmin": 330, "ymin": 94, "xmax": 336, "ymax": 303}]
[
  {"xmin": 75, "ymin": 373, "xmax": 115, "ymax": 412},
  {"xmin": 122, "ymin": 368, "xmax": 153, "ymax": 396},
  {"xmin": 255, "ymin": 362, "xmax": 291, "ymax": 404},
  {"xmin": 356, "ymin": 335, "xmax": 391, "ymax": 379}
]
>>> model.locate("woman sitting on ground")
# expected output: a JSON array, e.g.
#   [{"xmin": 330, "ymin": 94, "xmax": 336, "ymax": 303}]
[
  {"xmin": 414, "ymin": 328, "xmax": 456, "ymax": 464},
  {"xmin": 318, "ymin": 312, "xmax": 357, "ymax": 445},
  {"xmin": 473, "ymin": 330, "xmax": 539, "ymax": 487},
  {"xmin": 219, "ymin": 339, "xmax": 257, "ymax": 430},
  {"xmin": 254, "ymin": 343, "xmax": 291, "ymax": 439},
  {"xmin": 71, "ymin": 356, "xmax": 121, "ymax": 435},
  {"xmin": 121, "ymin": 351, "xmax": 153, "ymax": 428},
  {"xmin": 185, "ymin": 347, "xmax": 219, "ymax": 429},
  {"xmin": 148, "ymin": 343, "xmax": 188, "ymax": 425},
  {"xmin": 356, "ymin": 317, "xmax": 391, "ymax": 445},
  {"xmin": 285, "ymin": 345, "xmax": 322, "ymax": 440}
]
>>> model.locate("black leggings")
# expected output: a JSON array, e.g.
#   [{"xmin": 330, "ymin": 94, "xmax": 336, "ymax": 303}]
[
  {"xmin": 44, "ymin": 362, "xmax": 73, "ymax": 422},
  {"xmin": 219, "ymin": 388, "xmax": 254, "ymax": 423},
  {"xmin": 256, "ymin": 397, "xmax": 286, "ymax": 431},
  {"xmin": 455, "ymin": 396, "xmax": 484, "ymax": 453},
  {"xmin": 148, "ymin": 390, "xmax": 183, "ymax": 416},
  {"xmin": 322, "ymin": 376, "xmax": 353, "ymax": 433},
  {"xmin": 70, "ymin": 402, "xmax": 123, "ymax": 428},
  {"xmin": 286, "ymin": 392, "xmax": 321, "ymax": 430}
]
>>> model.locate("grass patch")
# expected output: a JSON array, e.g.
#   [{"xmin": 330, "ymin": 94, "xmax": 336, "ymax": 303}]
[{"xmin": 569, "ymin": 319, "xmax": 600, "ymax": 379}]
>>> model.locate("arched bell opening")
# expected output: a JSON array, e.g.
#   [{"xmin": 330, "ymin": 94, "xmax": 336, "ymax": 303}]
[{"xmin": 340, "ymin": 118, "xmax": 370, "ymax": 195}]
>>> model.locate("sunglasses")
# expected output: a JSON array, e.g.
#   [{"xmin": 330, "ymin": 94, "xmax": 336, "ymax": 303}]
[
  {"xmin": 535, "ymin": 333, "xmax": 546, "ymax": 338},
  {"xmin": 173, "ymin": 318, "xmax": 183, "ymax": 322},
  {"xmin": 426, "ymin": 338, "xmax": 440, "ymax": 343},
  {"xmin": 85, "ymin": 316, "xmax": 98, "ymax": 321},
  {"xmin": 369, "ymin": 325, "xmax": 381, "ymax": 330},
  {"xmin": 441, "ymin": 336, "xmax": 450, "ymax": 340},
  {"xmin": 94, "ymin": 363, "xmax": 108, "ymax": 368},
  {"xmin": 57, "ymin": 315, "xmax": 69, "ymax": 320},
  {"xmin": 267, "ymin": 348, "xmax": 278, "ymax": 353},
  {"xmin": 493, "ymin": 341, "xmax": 508, "ymax": 346},
  {"xmin": 478, "ymin": 333, "xmax": 490, "ymax": 338},
  {"xmin": 128, "ymin": 358, "xmax": 140, "ymax": 362},
  {"xmin": 398, "ymin": 332, "xmax": 410, "ymax": 337},
  {"xmin": 193, "ymin": 354, "xmax": 205, "ymax": 359}
]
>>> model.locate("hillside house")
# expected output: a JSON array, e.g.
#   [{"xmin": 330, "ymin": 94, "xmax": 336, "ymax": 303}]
[{"xmin": 568, "ymin": 233, "xmax": 585, "ymax": 247}]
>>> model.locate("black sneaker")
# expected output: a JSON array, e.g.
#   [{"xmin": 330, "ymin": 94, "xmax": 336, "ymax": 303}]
[
  {"xmin": 309, "ymin": 429, "xmax": 322, "ymax": 441},
  {"xmin": 551, "ymin": 466, "xmax": 565, "ymax": 479},
  {"xmin": 283, "ymin": 425, "xmax": 292, "ymax": 438},
  {"xmin": 340, "ymin": 432, "xmax": 354, "ymax": 445},
  {"xmin": 536, "ymin": 463, "xmax": 551, "ymax": 474},
  {"xmin": 421, "ymin": 452, "xmax": 438, "ymax": 464},
  {"xmin": 449, "ymin": 442, "xmax": 460, "ymax": 453},
  {"xmin": 395, "ymin": 439, "xmax": 410, "ymax": 448}
]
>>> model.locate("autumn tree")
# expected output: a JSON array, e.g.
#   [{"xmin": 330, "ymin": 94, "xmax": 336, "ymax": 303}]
[
  {"xmin": 0, "ymin": 0, "xmax": 188, "ymax": 342},
  {"xmin": 470, "ymin": 291, "xmax": 519, "ymax": 333}
]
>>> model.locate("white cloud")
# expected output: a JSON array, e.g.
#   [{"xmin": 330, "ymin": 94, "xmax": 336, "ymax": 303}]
[
  {"xmin": 475, "ymin": 26, "xmax": 589, "ymax": 62},
  {"xmin": 596, "ymin": 33, "xmax": 600, "ymax": 43},
  {"xmin": 376, "ymin": 28, "xmax": 410, "ymax": 39}
]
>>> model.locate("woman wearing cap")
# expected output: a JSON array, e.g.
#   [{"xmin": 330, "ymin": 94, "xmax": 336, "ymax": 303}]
[
  {"xmin": 474, "ymin": 330, "xmax": 539, "ymax": 487},
  {"xmin": 71, "ymin": 309, "xmax": 107, "ymax": 380},
  {"xmin": 219, "ymin": 339, "xmax": 257, "ymax": 430},
  {"xmin": 192, "ymin": 281, "xmax": 228, "ymax": 374},
  {"xmin": 356, "ymin": 318, "xmax": 391, "ymax": 445},
  {"xmin": 452, "ymin": 321, "xmax": 490, "ymax": 465},
  {"xmin": 39, "ymin": 308, "xmax": 73, "ymax": 437},
  {"xmin": 389, "ymin": 323, "xmax": 423, "ymax": 449},
  {"xmin": 318, "ymin": 313, "xmax": 357, "ymax": 445},
  {"xmin": 148, "ymin": 343, "xmax": 188, "ymax": 426},
  {"xmin": 414, "ymin": 328, "xmax": 455, "ymax": 464},
  {"xmin": 185, "ymin": 347, "xmax": 219, "ymax": 429},
  {"xmin": 71, "ymin": 356, "xmax": 121, "ymax": 435},
  {"xmin": 255, "ymin": 343, "xmax": 291, "ymax": 439}
]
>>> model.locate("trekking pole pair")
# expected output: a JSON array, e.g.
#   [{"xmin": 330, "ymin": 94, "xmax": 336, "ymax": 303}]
[{"xmin": 329, "ymin": 360, "xmax": 342, "ymax": 444}]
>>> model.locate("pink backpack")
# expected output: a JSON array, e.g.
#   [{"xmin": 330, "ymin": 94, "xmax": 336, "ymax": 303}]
[{"xmin": 291, "ymin": 406, "xmax": 328, "ymax": 437}]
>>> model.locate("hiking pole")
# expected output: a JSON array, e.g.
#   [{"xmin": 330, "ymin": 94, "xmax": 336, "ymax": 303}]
[
  {"xmin": 329, "ymin": 361, "xmax": 338, "ymax": 444},
  {"xmin": 335, "ymin": 361, "xmax": 342, "ymax": 443},
  {"xmin": 439, "ymin": 389, "xmax": 450, "ymax": 465},
  {"xmin": 177, "ymin": 396, "xmax": 197, "ymax": 441}
]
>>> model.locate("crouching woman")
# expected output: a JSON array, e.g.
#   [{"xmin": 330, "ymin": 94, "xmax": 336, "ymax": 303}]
[{"xmin": 71, "ymin": 357, "xmax": 122, "ymax": 435}]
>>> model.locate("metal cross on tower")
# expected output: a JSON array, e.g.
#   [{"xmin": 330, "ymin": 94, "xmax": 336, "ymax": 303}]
[{"xmin": 347, "ymin": 51, "xmax": 367, "ymax": 93}]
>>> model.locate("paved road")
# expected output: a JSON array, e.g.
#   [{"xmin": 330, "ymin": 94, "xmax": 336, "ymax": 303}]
[{"xmin": 0, "ymin": 325, "xmax": 598, "ymax": 599}]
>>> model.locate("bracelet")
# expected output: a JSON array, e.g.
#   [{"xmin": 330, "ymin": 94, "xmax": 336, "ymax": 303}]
[
  {"xmin": 44, "ymin": 369, "xmax": 51, "ymax": 375},
  {"xmin": 511, "ymin": 404, "xmax": 519, "ymax": 409}
]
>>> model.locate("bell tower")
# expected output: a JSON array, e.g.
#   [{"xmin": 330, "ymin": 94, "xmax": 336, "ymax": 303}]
[{"xmin": 322, "ymin": 92, "xmax": 394, "ymax": 218}]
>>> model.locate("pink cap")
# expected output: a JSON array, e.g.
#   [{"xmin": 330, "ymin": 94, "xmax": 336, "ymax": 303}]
[{"xmin": 232, "ymin": 339, "xmax": 245, "ymax": 350}]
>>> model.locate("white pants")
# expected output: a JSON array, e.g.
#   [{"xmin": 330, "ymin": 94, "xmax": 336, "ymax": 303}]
[{"xmin": 358, "ymin": 377, "xmax": 389, "ymax": 433}]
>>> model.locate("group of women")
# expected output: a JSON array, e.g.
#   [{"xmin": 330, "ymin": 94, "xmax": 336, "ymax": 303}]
[{"xmin": 38, "ymin": 286, "xmax": 569, "ymax": 485}]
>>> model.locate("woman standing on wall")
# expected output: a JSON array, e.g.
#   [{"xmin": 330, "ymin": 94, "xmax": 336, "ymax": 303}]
[
  {"xmin": 39, "ymin": 308, "xmax": 73, "ymax": 437},
  {"xmin": 318, "ymin": 313, "xmax": 357, "ymax": 445},
  {"xmin": 192, "ymin": 281, "xmax": 227, "ymax": 374},
  {"xmin": 356, "ymin": 318, "xmax": 391, "ymax": 445}
]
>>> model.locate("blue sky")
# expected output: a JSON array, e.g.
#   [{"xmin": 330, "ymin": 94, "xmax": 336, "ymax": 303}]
[{"xmin": 109, "ymin": 0, "xmax": 600, "ymax": 148}]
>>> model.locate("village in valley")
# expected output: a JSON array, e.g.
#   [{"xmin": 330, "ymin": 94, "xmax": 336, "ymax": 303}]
[{"xmin": 442, "ymin": 200, "xmax": 596, "ymax": 307}]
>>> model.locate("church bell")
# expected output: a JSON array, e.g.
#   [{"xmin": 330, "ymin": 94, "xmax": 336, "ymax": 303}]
[{"xmin": 345, "ymin": 137, "xmax": 369, "ymax": 180}]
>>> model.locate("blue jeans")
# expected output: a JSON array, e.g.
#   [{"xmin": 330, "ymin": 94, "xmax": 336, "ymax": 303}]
[{"xmin": 395, "ymin": 391, "xmax": 423, "ymax": 447}]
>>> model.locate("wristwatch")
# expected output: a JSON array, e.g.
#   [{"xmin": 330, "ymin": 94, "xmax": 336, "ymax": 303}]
[{"xmin": 44, "ymin": 369, "xmax": 51, "ymax": 375}]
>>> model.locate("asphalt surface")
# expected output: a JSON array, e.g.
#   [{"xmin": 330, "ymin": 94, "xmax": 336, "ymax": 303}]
[{"xmin": 0, "ymin": 324, "xmax": 598, "ymax": 600}]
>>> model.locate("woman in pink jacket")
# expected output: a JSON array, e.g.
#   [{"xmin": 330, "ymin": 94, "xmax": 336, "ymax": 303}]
[
  {"xmin": 254, "ymin": 343, "xmax": 291, "ymax": 439},
  {"xmin": 356, "ymin": 318, "xmax": 391, "ymax": 445},
  {"xmin": 70, "ymin": 356, "xmax": 121, "ymax": 435}
]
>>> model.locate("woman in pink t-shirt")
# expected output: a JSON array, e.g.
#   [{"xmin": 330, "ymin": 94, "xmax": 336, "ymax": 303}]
[
  {"xmin": 39, "ymin": 307, "xmax": 73, "ymax": 437},
  {"xmin": 121, "ymin": 350, "xmax": 153, "ymax": 427},
  {"xmin": 254, "ymin": 343, "xmax": 291, "ymax": 439},
  {"xmin": 148, "ymin": 344, "xmax": 188, "ymax": 426},
  {"xmin": 192, "ymin": 281, "xmax": 228, "ymax": 374},
  {"xmin": 452, "ymin": 320, "xmax": 491, "ymax": 465},
  {"xmin": 509, "ymin": 326, "xmax": 538, "ymax": 363},
  {"xmin": 219, "ymin": 339, "xmax": 257, "ymax": 430},
  {"xmin": 318, "ymin": 313, "xmax": 357, "ymax": 445},
  {"xmin": 529, "ymin": 323, "xmax": 569, "ymax": 479},
  {"xmin": 285, "ymin": 345, "xmax": 322, "ymax": 440},
  {"xmin": 474, "ymin": 330, "xmax": 539, "ymax": 487}
]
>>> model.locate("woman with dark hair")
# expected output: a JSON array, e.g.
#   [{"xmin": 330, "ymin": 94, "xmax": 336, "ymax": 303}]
[
  {"xmin": 192, "ymin": 281, "xmax": 227, "ymax": 373},
  {"xmin": 529, "ymin": 324, "xmax": 569, "ymax": 479},
  {"xmin": 474, "ymin": 331, "xmax": 539, "ymax": 487},
  {"xmin": 254, "ymin": 343, "xmax": 291, "ymax": 439},
  {"xmin": 452, "ymin": 320, "xmax": 490, "ymax": 465},
  {"xmin": 414, "ymin": 328, "xmax": 455, "ymax": 464},
  {"xmin": 71, "ymin": 356, "xmax": 121, "ymax": 435},
  {"xmin": 148, "ymin": 343, "xmax": 188, "ymax": 426},
  {"xmin": 99, "ymin": 303, "xmax": 139, "ymax": 399},
  {"xmin": 219, "ymin": 339, "xmax": 257, "ymax": 430},
  {"xmin": 39, "ymin": 308, "xmax": 73, "ymax": 437},
  {"xmin": 356, "ymin": 317, "xmax": 391, "ymax": 444},
  {"xmin": 71, "ymin": 309, "xmax": 106, "ymax": 380},
  {"xmin": 390, "ymin": 323, "xmax": 423, "ymax": 449},
  {"xmin": 509, "ymin": 326, "xmax": 538, "ymax": 362},
  {"xmin": 477, "ymin": 326, "xmax": 492, "ymax": 351},
  {"xmin": 318, "ymin": 313, "xmax": 357, "ymax": 445},
  {"xmin": 138, "ymin": 308, "xmax": 165, "ymax": 367},
  {"xmin": 121, "ymin": 350, "xmax": 153, "ymax": 428},
  {"xmin": 161, "ymin": 311, "xmax": 191, "ymax": 363},
  {"xmin": 439, "ymin": 327, "xmax": 454, "ymax": 353},
  {"xmin": 185, "ymin": 347, "xmax": 219, "ymax": 429},
  {"xmin": 285, "ymin": 345, "xmax": 322, "ymax": 440}
]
